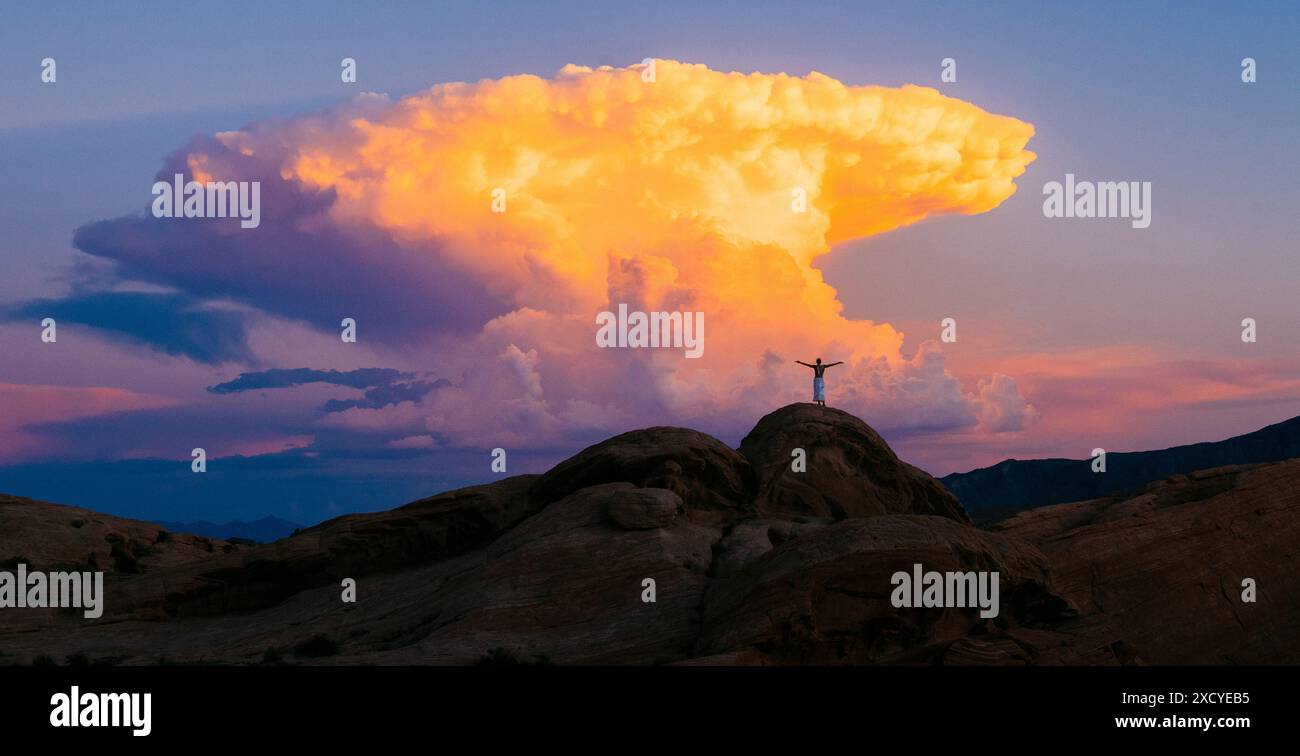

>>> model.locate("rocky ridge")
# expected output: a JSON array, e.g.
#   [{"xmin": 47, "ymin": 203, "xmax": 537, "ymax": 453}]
[{"xmin": 0, "ymin": 403, "xmax": 1292, "ymax": 666}]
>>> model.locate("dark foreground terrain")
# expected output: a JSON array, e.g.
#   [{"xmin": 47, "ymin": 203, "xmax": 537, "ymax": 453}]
[{"xmin": 1, "ymin": 404, "xmax": 1296, "ymax": 665}]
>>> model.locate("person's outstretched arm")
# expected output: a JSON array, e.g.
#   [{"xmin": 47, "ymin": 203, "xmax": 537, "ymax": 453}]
[
  {"xmin": 826, "ymin": 361, "xmax": 844, "ymax": 368},
  {"xmin": 795, "ymin": 361, "xmax": 813, "ymax": 368}
]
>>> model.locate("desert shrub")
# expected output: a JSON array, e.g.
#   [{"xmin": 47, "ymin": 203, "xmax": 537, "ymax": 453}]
[{"xmin": 109, "ymin": 543, "xmax": 139, "ymax": 573}]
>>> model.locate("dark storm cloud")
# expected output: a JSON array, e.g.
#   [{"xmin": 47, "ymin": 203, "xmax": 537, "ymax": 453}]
[
  {"xmin": 208, "ymin": 367, "xmax": 414, "ymax": 394},
  {"xmin": 69, "ymin": 133, "xmax": 513, "ymax": 345},
  {"xmin": 5, "ymin": 290, "xmax": 253, "ymax": 364}
]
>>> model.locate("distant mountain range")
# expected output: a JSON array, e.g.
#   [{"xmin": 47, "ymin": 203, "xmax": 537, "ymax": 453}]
[
  {"xmin": 153, "ymin": 516, "xmax": 301, "ymax": 543},
  {"xmin": 942, "ymin": 414, "xmax": 1300, "ymax": 516}
]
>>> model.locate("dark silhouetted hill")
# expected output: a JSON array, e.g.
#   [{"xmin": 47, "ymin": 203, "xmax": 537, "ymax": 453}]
[
  {"xmin": 153, "ymin": 516, "xmax": 301, "ymax": 543},
  {"xmin": 941, "ymin": 414, "xmax": 1300, "ymax": 517}
]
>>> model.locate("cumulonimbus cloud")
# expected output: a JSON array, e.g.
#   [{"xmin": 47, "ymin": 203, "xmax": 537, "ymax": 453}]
[{"xmin": 73, "ymin": 60, "xmax": 1039, "ymax": 445}]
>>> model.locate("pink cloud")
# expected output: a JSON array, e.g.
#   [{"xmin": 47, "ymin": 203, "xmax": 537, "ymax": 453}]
[{"xmin": 0, "ymin": 383, "xmax": 182, "ymax": 463}]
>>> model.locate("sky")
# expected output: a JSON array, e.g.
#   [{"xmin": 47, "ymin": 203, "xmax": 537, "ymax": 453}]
[{"xmin": 0, "ymin": 1, "xmax": 1297, "ymax": 525}]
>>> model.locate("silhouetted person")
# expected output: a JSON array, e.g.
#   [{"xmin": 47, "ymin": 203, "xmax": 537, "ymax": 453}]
[{"xmin": 796, "ymin": 358, "xmax": 843, "ymax": 406}]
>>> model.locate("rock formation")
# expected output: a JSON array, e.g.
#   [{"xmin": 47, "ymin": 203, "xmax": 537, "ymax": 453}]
[
  {"xmin": 0, "ymin": 404, "xmax": 1292, "ymax": 666},
  {"xmin": 742, "ymin": 404, "xmax": 969, "ymax": 522},
  {"xmin": 996, "ymin": 461, "xmax": 1300, "ymax": 664}
]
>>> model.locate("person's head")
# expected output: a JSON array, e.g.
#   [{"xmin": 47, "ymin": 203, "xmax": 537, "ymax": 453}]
[{"xmin": 816, "ymin": 357, "xmax": 822, "ymax": 364}]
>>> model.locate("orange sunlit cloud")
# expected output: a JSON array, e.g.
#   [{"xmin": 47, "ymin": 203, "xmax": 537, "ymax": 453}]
[{"xmin": 167, "ymin": 61, "xmax": 1040, "ymax": 442}]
